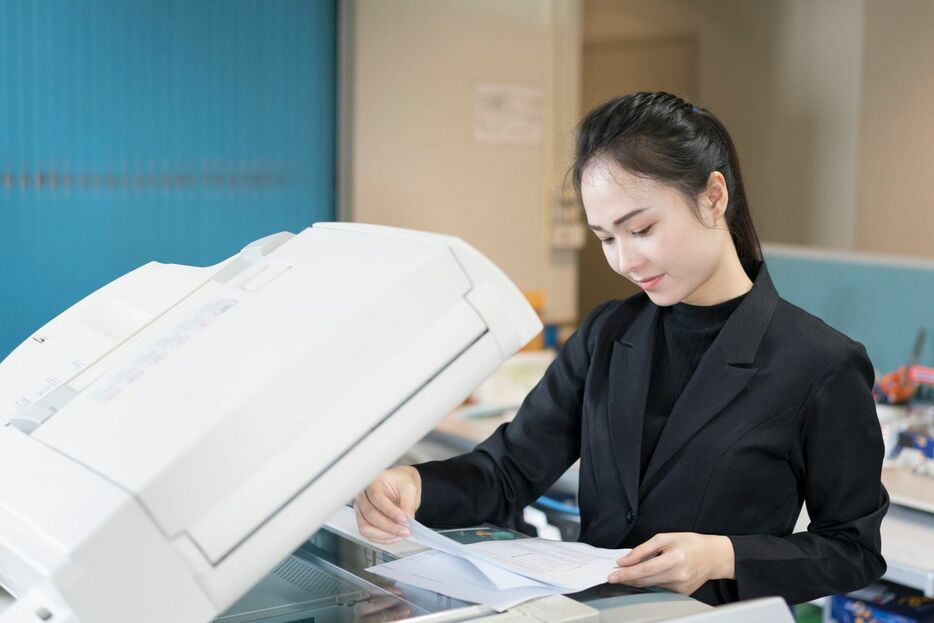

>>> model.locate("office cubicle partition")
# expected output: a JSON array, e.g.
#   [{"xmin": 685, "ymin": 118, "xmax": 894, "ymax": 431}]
[{"xmin": 0, "ymin": 0, "xmax": 337, "ymax": 359}]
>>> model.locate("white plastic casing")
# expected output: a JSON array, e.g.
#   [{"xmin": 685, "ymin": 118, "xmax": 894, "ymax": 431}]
[{"xmin": 0, "ymin": 223, "xmax": 541, "ymax": 623}]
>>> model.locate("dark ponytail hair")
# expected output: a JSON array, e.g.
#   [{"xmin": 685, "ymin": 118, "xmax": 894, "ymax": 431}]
[{"xmin": 572, "ymin": 92, "xmax": 762, "ymax": 268}]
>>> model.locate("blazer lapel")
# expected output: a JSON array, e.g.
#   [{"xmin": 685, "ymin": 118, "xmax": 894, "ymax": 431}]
[
  {"xmin": 607, "ymin": 303, "xmax": 657, "ymax": 516},
  {"xmin": 640, "ymin": 346, "xmax": 756, "ymax": 491},
  {"xmin": 641, "ymin": 263, "xmax": 780, "ymax": 491}
]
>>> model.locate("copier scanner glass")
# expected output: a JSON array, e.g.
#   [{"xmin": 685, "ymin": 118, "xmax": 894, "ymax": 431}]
[{"xmin": 216, "ymin": 524, "xmax": 474, "ymax": 623}]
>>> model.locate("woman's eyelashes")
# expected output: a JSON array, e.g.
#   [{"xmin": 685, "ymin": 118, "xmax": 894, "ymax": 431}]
[
  {"xmin": 598, "ymin": 224, "xmax": 654, "ymax": 245},
  {"xmin": 631, "ymin": 224, "xmax": 654, "ymax": 237}
]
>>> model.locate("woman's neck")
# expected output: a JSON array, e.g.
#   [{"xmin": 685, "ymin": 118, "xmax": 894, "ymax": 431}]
[{"xmin": 682, "ymin": 252, "xmax": 753, "ymax": 306}]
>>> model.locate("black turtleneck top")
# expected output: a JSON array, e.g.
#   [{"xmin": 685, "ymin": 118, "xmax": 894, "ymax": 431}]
[{"xmin": 640, "ymin": 293, "xmax": 747, "ymax": 478}]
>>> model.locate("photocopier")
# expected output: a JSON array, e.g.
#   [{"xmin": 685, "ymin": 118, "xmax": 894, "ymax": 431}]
[{"xmin": 0, "ymin": 223, "xmax": 793, "ymax": 623}]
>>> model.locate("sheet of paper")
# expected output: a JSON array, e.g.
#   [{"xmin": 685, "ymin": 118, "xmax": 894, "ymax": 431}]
[
  {"xmin": 405, "ymin": 518, "xmax": 629, "ymax": 591},
  {"xmin": 466, "ymin": 539, "xmax": 628, "ymax": 591},
  {"xmin": 367, "ymin": 549, "xmax": 560, "ymax": 611},
  {"xmin": 406, "ymin": 519, "xmax": 542, "ymax": 590}
]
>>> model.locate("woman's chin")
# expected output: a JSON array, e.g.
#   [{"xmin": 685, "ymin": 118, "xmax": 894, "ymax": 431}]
[{"xmin": 644, "ymin": 290, "xmax": 681, "ymax": 307}]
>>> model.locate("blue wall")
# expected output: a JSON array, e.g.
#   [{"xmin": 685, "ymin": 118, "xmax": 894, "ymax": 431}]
[
  {"xmin": 1, "ymin": 0, "xmax": 337, "ymax": 359},
  {"xmin": 766, "ymin": 250, "xmax": 934, "ymax": 375}
]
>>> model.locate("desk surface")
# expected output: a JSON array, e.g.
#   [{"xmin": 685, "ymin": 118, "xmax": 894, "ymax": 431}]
[
  {"xmin": 882, "ymin": 465, "xmax": 934, "ymax": 513},
  {"xmin": 877, "ymin": 467, "xmax": 934, "ymax": 596}
]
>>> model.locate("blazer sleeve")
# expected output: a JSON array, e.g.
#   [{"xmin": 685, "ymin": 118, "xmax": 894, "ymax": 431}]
[
  {"xmin": 725, "ymin": 340, "xmax": 889, "ymax": 604},
  {"xmin": 413, "ymin": 302, "xmax": 613, "ymax": 529}
]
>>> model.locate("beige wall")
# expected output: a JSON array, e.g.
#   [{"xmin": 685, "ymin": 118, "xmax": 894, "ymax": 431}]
[
  {"xmin": 347, "ymin": 0, "xmax": 583, "ymax": 322},
  {"xmin": 765, "ymin": 0, "xmax": 865, "ymax": 250},
  {"xmin": 856, "ymin": 0, "xmax": 934, "ymax": 257}
]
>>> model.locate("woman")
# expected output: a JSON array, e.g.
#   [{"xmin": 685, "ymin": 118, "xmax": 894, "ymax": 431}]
[{"xmin": 353, "ymin": 92, "xmax": 888, "ymax": 606}]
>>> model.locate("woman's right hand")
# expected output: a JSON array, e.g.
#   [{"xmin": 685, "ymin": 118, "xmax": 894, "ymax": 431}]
[{"xmin": 353, "ymin": 465, "xmax": 422, "ymax": 543}]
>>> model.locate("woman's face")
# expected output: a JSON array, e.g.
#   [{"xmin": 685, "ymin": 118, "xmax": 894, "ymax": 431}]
[{"xmin": 580, "ymin": 158, "xmax": 730, "ymax": 307}]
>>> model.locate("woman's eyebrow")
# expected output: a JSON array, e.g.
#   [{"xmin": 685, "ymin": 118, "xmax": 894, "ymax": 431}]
[{"xmin": 587, "ymin": 207, "xmax": 649, "ymax": 231}]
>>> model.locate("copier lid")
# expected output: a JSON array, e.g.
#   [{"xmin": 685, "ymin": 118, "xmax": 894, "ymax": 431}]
[{"xmin": 0, "ymin": 223, "xmax": 541, "ymax": 623}]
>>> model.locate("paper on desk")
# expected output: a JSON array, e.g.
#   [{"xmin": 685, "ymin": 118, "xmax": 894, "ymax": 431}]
[{"xmin": 369, "ymin": 549, "xmax": 562, "ymax": 611}]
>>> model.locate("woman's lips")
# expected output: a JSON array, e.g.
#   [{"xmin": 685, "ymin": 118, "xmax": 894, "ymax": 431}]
[{"xmin": 636, "ymin": 274, "xmax": 664, "ymax": 290}]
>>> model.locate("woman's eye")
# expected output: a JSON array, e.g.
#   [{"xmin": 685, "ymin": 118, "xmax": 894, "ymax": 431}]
[
  {"xmin": 631, "ymin": 224, "xmax": 654, "ymax": 237},
  {"xmin": 600, "ymin": 238, "xmax": 614, "ymax": 245}
]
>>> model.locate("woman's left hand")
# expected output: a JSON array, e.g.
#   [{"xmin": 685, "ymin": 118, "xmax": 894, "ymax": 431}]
[{"xmin": 608, "ymin": 532, "xmax": 735, "ymax": 596}]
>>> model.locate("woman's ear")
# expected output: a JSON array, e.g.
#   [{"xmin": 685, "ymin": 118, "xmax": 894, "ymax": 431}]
[{"xmin": 700, "ymin": 171, "xmax": 729, "ymax": 226}]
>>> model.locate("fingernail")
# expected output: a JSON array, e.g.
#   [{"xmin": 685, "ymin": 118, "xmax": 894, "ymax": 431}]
[
  {"xmin": 398, "ymin": 527, "xmax": 410, "ymax": 537},
  {"xmin": 608, "ymin": 574, "xmax": 618, "ymax": 583}
]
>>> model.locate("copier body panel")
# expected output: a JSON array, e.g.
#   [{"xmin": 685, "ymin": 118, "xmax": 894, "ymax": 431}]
[{"xmin": 0, "ymin": 224, "xmax": 541, "ymax": 623}]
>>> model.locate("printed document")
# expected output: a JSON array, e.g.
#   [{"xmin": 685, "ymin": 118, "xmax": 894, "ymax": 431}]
[
  {"xmin": 369, "ymin": 549, "xmax": 561, "ymax": 611},
  {"xmin": 367, "ymin": 518, "xmax": 629, "ymax": 610}
]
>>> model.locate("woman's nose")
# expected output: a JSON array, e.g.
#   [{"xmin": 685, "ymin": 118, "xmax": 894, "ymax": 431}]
[{"xmin": 614, "ymin": 243, "xmax": 641, "ymax": 276}]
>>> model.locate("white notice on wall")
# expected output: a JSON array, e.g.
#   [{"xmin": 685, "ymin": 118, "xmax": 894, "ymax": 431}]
[{"xmin": 473, "ymin": 83, "xmax": 543, "ymax": 145}]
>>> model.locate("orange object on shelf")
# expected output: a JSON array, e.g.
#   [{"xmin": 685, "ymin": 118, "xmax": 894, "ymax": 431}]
[
  {"xmin": 878, "ymin": 366, "xmax": 918, "ymax": 404},
  {"xmin": 520, "ymin": 290, "xmax": 545, "ymax": 351}
]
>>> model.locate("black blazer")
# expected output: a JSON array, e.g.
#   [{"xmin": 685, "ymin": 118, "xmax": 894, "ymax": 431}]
[{"xmin": 414, "ymin": 263, "xmax": 888, "ymax": 606}]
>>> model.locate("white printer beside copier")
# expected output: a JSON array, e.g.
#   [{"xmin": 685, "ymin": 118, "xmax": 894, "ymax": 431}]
[{"xmin": 0, "ymin": 223, "xmax": 793, "ymax": 623}]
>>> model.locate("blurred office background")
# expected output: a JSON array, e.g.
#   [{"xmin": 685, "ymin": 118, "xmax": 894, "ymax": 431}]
[{"xmin": 2, "ymin": 0, "xmax": 932, "ymax": 371}]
